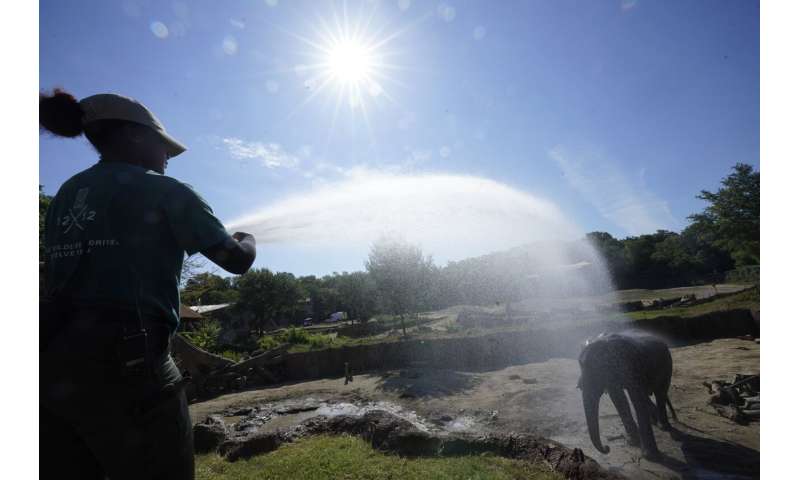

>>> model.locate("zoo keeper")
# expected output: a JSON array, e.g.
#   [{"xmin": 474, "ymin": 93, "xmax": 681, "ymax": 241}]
[{"xmin": 39, "ymin": 90, "xmax": 257, "ymax": 479}]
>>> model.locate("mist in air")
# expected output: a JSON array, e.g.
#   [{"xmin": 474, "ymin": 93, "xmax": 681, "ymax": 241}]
[{"xmin": 227, "ymin": 172, "xmax": 585, "ymax": 261}]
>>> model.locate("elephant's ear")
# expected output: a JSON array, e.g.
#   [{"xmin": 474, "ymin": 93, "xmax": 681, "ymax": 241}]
[{"xmin": 577, "ymin": 375, "xmax": 583, "ymax": 389}]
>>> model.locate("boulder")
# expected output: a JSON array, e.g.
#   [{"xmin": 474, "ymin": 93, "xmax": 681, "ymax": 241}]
[
  {"xmin": 219, "ymin": 431, "xmax": 286, "ymax": 461},
  {"xmin": 193, "ymin": 415, "xmax": 229, "ymax": 454},
  {"xmin": 298, "ymin": 409, "xmax": 440, "ymax": 455}
]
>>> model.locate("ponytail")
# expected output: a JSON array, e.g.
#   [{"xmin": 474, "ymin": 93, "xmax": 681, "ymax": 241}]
[{"xmin": 39, "ymin": 88, "xmax": 84, "ymax": 138}]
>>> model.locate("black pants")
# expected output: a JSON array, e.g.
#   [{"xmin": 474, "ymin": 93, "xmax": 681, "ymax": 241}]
[{"xmin": 40, "ymin": 307, "xmax": 194, "ymax": 480}]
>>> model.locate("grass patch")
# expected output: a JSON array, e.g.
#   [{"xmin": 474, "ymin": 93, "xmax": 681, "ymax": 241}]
[
  {"xmin": 218, "ymin": 350, "xmax": 246, "ymax": 363},
  {"xmin": 627, "ymin": 287, "xmax": 759, "ymax": 321},
  {"xmin": 195, "ymin": 435, "xmax": 563, "ymax": 480},
  {"xmin": 261, "ymin": 327, "xmax": 364, "ymax": 353},
  {"xmin": 285, "ymin": 334, "xmax": 353, "ymax": 353}
]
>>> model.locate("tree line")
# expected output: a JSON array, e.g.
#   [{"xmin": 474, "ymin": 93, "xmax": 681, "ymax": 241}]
[{"xmin": 588, "ymin": 163, "xmax": 758, "ymax": 288}]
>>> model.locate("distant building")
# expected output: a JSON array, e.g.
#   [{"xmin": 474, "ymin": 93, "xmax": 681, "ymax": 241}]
[
  {"xmin": 178, "ymin": 304, "xmax": 204, "ymax": 331},
  {"xmin": 189, "ymin": 304, "xmax": 233, "ymax": 316}
]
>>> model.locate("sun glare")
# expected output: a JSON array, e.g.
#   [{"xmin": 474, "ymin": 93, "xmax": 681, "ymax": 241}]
[
  {"xmin": 326, "ymin": 39, "xmax": 374, "ymax": 84},
  {"xmin": 279, "ymin": 3, "xmax": 412, "ymax": 142}
]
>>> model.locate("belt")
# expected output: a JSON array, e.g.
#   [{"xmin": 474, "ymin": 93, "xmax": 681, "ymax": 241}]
[{"xmin": 43, "ymin": 304, "xmax": 172, "ymax": 376}]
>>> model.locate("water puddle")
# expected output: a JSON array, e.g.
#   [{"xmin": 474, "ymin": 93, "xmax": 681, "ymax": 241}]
[
  {"xmin": 441, "ymin": 415, "xmax": 477, "ymax": 432},
  {"xmin": 222, "ymin": 397, "xmax": 442, "ymax": 438}
]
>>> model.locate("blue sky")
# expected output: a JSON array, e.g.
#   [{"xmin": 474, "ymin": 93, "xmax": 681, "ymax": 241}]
[{"xmin": 39, "ymin": 0, "xmax": 759, "ymax": 276}]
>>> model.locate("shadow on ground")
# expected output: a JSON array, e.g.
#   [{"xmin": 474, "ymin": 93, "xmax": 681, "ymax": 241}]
[
  {"xmin": 368, "ymin": 368, "xmax": 479, "ymax": 399},
  {"xmin": 677, "ymin": 430, "xmax": 759, "ymax": 479},
  {"xmin": 642, "ymin": 429, "xmax": 760, "ymax": 479}
]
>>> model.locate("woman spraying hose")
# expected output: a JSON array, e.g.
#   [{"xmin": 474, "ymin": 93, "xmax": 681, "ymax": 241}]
[{"xmin": 39, "ymin": 89, "xmax": 256, "ymax": 479}]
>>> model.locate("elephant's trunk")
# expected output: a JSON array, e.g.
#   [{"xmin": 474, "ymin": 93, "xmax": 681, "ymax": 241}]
[{"xmin": 583, "ymin": 387, "xmax": 610, "ymax": 454}]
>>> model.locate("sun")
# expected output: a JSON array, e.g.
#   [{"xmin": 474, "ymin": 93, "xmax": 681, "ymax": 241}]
[
  {"xmin": 283, "ymin": 3, "xmax": 409, "ymax": 125},
  {"xmin": 325, "ymin": 38, "xmax": 375, "ymax": 85}
]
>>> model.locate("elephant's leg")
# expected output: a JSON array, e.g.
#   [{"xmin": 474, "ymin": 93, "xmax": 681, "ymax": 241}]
[
  {"xmin": 655, "ymin": 387, "xmax": 672, "ymax": 431},
  {"xmin": 629, "ymin": 388, "xmax": 660, "ymax": 459},
  {"xmin": 608, "ymin": 385, "xmax": 640, "ymax": 447},
  {"xmin": 647, "ymin": 396, "xmax": 659, "ymax": 424}
]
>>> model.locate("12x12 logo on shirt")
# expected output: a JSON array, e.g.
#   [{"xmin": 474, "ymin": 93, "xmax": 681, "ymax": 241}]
[{"xmin": 61, "ymin": 187, "xmax": 97, "ymax": 233}]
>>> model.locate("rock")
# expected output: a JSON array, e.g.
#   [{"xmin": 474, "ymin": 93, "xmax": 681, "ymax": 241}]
[
  {"xmin": 219, "ymin": 431, "xmax": 286, "ymax": 461},
  {"xmin": 274, "ymin": 399, "xmax": 320, "ymax": 414},
  {"xmin": 440, "ymin": 435, "xmax": 505, "ymax": 456},
  {"xmin": 193, "ymin": 415, "xmax": 229, "ymax": 454},
  {"xmin": 298, "ymin": 410, "xmax": 440, "ymax": 456},
  {"xmin": 679, "ymin": 294, "xmax": 697, "ymax": 305},
  {"xmin": 386, "ymin": 430, "xmax": 441, "ymax": 456},
  {"xmin": 231, "ymin": 407, "xmax": 254, "ymax": 416}
]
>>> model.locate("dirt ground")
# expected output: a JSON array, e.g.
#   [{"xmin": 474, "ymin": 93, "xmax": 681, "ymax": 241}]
[{"xmin": 190, "ymin": 338, "xmax": 759, "ymax": 479}]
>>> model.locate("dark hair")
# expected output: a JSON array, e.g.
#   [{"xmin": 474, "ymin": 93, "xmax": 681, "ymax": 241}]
[
  {"xmin": 39, "ymin": 88, "xmax": 84, "ymax": 137},
  {"xmin": 40, "ymin": 88, "xmax": 143, "ymax": 155}
]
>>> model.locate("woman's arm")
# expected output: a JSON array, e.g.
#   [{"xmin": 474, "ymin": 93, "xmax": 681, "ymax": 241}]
[{"xmin": 201, "ymin": 232, "xmax": 256, "ymax": 275}]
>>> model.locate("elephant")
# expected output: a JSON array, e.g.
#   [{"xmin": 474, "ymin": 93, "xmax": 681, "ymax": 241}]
[{"xmin": 577, "ymin": 332, "xmax": 676, "ymax": 459}]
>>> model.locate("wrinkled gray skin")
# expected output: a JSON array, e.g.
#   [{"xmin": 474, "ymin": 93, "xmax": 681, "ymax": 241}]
[{"xmin": 578, "ymin": 333, "xmax": 675, "ymax": 460}]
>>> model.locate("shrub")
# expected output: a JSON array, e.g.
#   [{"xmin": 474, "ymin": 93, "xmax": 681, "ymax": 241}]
[
  {"xmin": 307, "ymin": 334, "xmax": 329, "ymax": 349},
  {"xmin": 278, "ymin": 327, "xmax": 312, "ymax": 344},
  {"xmin": 183, "ymin": 320, "xmax": 221, "ymax": 352},
  {"xmin": 258, "ymin": 335, "xmax": 282, "ymax": 351}
]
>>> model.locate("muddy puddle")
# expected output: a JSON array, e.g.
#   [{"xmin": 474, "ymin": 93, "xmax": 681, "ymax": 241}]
[
  {"xmin": 219, "ymin": 396, "xmax": 497, "ymax": 442},
  {"xmin": 220, "ymin": 397, "xmax": 482, "ymax": 439}
]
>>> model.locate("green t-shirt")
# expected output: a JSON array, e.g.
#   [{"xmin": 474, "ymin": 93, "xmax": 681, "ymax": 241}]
[{"xmin": 44, "ymin": 162, "xmax": 230, "ymax": 331}]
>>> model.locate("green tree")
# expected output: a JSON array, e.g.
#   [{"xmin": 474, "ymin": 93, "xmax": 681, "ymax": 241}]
[
  {"xmin": 689, "ymin": 163, "xmax": 759, "ymax": 266},
  {"xmin": 679, "ymin": 221, "xmax": 734, "ymax": 281},
  {"xmin": 621, "ymin": 230, "xmax": 675, "ymax": 287},
  {"xmin": 235, "ymin": 268, "xmax": 279, "ymax": 335},
  {"xmin": 39, "ymin": 185, "xmax": 53, "ymax": 263},
  {"xmin": 235, "ymin": 269, "xmax": 304, "ymax": 335},
  {"xmin": 272, "ymin": 272, "xmax": 305, "ymax": 325},
  {"xmin": 651, "ymin": 234, "xmax": 698, "ymax": 279},
  {"xmin": 182, "ymin": 272, "xmax": 239, "ymax": 306},
  {"xmin": 365, "ymin": 236, "xmax": 435, "ymax": 336},
  {"xmin": 331, "ymin": 271, "xmax": 378, "ymax": 323}
]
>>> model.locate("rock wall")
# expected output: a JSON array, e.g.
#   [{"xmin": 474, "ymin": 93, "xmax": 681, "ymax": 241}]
[
  {"xmin": 171, "ymin": 333, "xmax": 234, "ymax": 378},
  {"xmin": 281, "ymin": 309, "xmax": 759, "ymax": 382}
]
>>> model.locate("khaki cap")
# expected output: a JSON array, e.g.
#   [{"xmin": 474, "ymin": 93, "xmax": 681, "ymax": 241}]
[{"xmin": 79, "ymin": 93, "xmax": 187, "ymax": 158}]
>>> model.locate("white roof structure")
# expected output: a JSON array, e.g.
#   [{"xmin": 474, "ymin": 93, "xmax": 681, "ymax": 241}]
[{"xmin": 188, "ymin": 304, "xmax": 232, "ymax": 314}]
